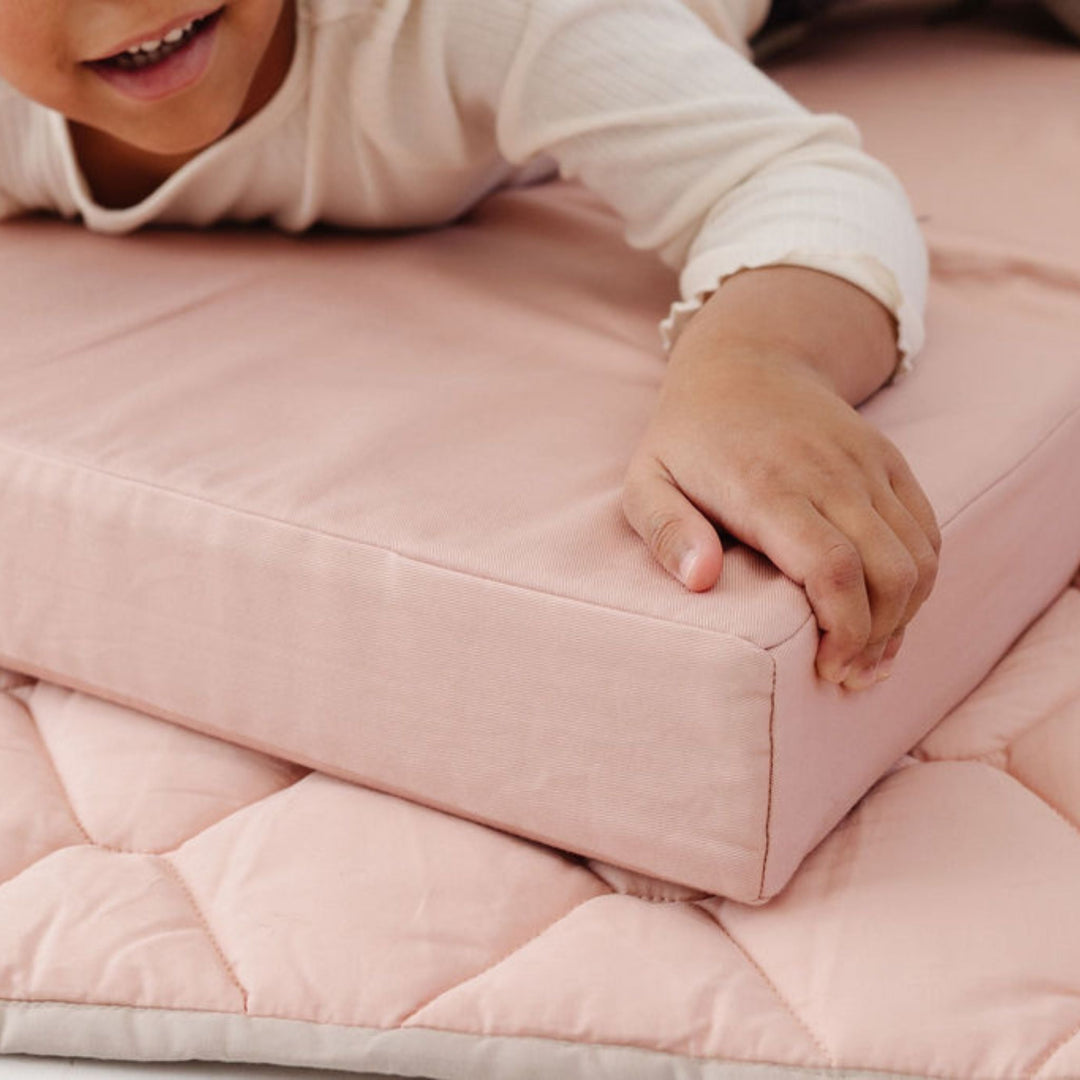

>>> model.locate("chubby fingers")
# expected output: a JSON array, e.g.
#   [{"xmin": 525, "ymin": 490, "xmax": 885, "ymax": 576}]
[
  {"xmin": 741, "ymin": 496, "xmax": 873, "ymax": 683},
  {"xmin": 819, "ymin": 491, "xmax": 935, "ymax": 688},
  {"xmin": 621, "ymin": 456, "xmax": 725, "ymax": 592},
  {"xmin": 732, "ymin": 485, "xmax": 939, "ymax": 689},
  {"xmin": 832, "ymin": 456, "xmax": 941, "ymax": 687},
  {"xmin": 620, "ymin": 449, "xmax": 942, "ymax": 693}
]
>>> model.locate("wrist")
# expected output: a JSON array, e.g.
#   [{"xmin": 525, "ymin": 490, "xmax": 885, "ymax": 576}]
[{"xmin": 669, "ymin": 264, "xmax": 902, "ymax": 406}]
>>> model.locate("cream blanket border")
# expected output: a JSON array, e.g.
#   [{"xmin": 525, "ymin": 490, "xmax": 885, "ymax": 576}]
[{"xmin": 2, "ymin": 1000, "xmax": 929, "ymax": 1080}]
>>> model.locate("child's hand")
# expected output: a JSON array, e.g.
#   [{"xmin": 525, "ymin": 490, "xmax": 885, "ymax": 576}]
[{"xmin": 621, "ymin": 275, "xmax": 941, "ymax": 692}]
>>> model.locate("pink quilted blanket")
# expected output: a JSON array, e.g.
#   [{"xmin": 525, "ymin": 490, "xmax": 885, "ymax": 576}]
[
  {"xmin": 4, "ymin": 579, "xmax": 1080, "ymax": 1077},
  {"xmin": 2, "ymin": 4, "xmax": 1080, "ymax": 1079}
]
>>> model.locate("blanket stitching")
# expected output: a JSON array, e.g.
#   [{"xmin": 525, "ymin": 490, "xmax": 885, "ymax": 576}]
[
  {"xmin": 1030, "ymin": 1015, "xmax": 1080, "ymax": 1078},
  {"xmin": 395, "ymin": 892, "xmax": 605, "ymax": 1026},
  {"xmin": 921, "ymin": 750, "xmax": 1080, "ymax": 854},
  {"xmin": 909, "ymin": 747, "xmax": 1001, "ymax": 766},
  {"xmin": 883, "ymin": 757, "xmax": 1080, "ymax": 1079},
  {"xmin": 0, "ymin": 653, "xmax": 342, "ymax": 810},
  {"xmin": 156, "ymin": 856, "xmax": 250, "ymax": 1014},
  {"xmin": 16, "ymin": 694, "xmax": 95, "ymax": 847},
  {"xmin": 692, "ymin": 901, "xmax": 835, "ymax": 1067},
  {"xmin": 994, "ymin": 759, "xmax": 1080, "ymax": 854},
  {"xmin": 6, "ymin": 684, "xmax": 312, "ymax": 858}
]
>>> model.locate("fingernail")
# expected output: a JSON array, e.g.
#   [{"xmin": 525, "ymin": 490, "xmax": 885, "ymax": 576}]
[
  {"xmin": 875, "ymin": 658, "xmax": 895, "ymax": 682},
  {"xmin": 842, "ymin": 665, "xmax": 878, "ymax": 692},
  {"xmin": 833, "ymin": 663, "xmax": 854, "ymax": 685},
  {"xmin": 678, "ymin": 549, "xmax": 698, "ymax": 587}
]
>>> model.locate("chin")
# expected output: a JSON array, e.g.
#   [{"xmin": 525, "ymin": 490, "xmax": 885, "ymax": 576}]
[
  {"xmin": 120, "ymin": 104, "xmax": 237, "ymax": 159},
  {"xmin": 130, "ymin": 127, "xmax": 226, "ymax": 158}
]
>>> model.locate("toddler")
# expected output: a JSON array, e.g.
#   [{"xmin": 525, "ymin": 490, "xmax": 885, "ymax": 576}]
[{"xmin": 0, "ymin": 0, "xmax": 941, "ymax": 692}]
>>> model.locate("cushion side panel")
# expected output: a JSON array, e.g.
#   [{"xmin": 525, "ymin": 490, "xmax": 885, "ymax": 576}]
[
  {"xmin": 762, "ymin": 401, "xmax": 1080, "ymax": 899},
  {"xmin": 0, "ymin": 444, "xmax": 774, "ymax": 901}
]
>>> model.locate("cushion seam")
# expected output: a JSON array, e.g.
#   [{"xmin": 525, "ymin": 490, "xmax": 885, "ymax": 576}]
[
  {"xmin": 756, "ymin": 651, "xmax": 778, "ymax": 901},
  {"xmin": 0, "ymin": 438, "xmax": 770, "ymax": 647},
  {"xmin": 7, "ymin": 396, "xmax": 1077, "ymax": 652},
  {"xmin": 3, "ymin": 388, "xmax": 1075, "ymax": 675}
]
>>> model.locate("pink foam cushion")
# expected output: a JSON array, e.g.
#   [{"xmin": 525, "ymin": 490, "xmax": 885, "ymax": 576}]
[{"xmin": 0, "ymin": 5, "xmax": 1078, "ymax": 903}]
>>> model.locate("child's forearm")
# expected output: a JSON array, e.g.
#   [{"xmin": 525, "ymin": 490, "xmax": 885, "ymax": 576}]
[{"xmin": 668, "ymin": 264, "xmax": 902, "ymax": 406}]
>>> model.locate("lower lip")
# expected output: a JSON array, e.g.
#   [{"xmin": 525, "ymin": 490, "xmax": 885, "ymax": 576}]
[{"xmin": 84, "ymin": 9, "xmax": 223, "ymax": 102}]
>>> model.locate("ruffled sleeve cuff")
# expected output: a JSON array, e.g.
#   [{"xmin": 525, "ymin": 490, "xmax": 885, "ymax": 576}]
[{"xmin": 658, "ymin": 244, "xmax": 926, "ymax": 382}]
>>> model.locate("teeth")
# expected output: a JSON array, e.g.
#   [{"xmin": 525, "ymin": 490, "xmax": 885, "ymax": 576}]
[{"xmin": 126, "ymin": 17, "xmax": 196, "ymax": 54}]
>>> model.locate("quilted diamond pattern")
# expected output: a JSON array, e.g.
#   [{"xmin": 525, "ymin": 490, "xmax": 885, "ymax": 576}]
[
  {"xmin": 0, "ymin": 848, "xmax": 245, "ymax": 1011},
  {"xmin": 2, "ymin": 6, "xmax": 1079, "ymax": 1077},
  {"xmin": 713, "ymin": 758, "xmax": 1080, "ymax": 1075},
  {"xmin": 404, "ymin": 893, "xmax": 827, "ymax": 1065},
  {"xmin": 2, "ymin": 581, "xmax": 1079, "ymax": 1078},
  {"xmin": 0, "ymin": 692, "xmax": 86, "ymax": 881},
  {"xmin": 168, "ymin": 773, "xmax": 607, "ymax": 1027},
  {"xmin": 15, "ymin": 679, "xmax": 309, "ymax": 853}
]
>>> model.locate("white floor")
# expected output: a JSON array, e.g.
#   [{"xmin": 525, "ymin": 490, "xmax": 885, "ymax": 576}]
[{"xmin": 0, "ymin": 1059, "xmax": 416, "ymax": 1080}]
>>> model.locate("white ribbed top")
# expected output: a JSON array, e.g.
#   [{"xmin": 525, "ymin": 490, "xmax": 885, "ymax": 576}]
[{"xmin": 0, "ymin": 0, "xmax": 927, "ymax": 369}]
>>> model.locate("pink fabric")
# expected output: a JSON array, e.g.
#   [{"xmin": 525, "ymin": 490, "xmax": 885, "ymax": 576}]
[
  {"xmin": 1, "ymin": 8, "xmax": 1080, "ymax": 1079},
  {"xmin": 0, "ymin": 2, "xmax": 1079, "ymax": 908},
  {"xmin": 2, "ymin": 574, "xmax": 1079, "ymax": 1078}
]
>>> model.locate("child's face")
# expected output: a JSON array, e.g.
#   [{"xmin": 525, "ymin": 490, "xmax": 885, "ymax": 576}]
[{"xmin": 0, "ymin": 1, "xmax": 293, "ymax": 156}]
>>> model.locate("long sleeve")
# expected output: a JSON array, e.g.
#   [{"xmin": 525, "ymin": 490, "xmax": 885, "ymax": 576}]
[{"xmin": 440, "ymin": 0, "xmax": 928, "ymax": 375}]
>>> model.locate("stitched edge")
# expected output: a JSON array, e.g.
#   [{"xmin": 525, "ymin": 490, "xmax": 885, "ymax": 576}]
[
  {"xmin": 693, "ymin": 901, "xmax": 835, "ymax": 1068},
  {"xmin": 757, "ymin": 652, "xmax": 778, "ymax": 901},
  {"xmin": 0, "ymin": 652, "xmax": 350, "ymax": 789},
  {"xmin": 0, "ymin": 437, "xmax": 769, "ymax": 646},
  {"xmin": 1, "ymin": 653, "xmax": 746, "ymax": 893},
  {"xmin": 397, "ymin": 891, "xmax": 606, "ymax": 1026},
  {"xmin": 1031, "ymin": 1015, "xmax": 1080, "ymax": 1078},
  {"xmin": 156, "ymin": 856, "xmax": 249, "ymax": 1014},
  {"xmin": 3, "ymin": 682, "xmax": 311, "ymax": 859},
  {"xmin": 988, "ymin": 759, "xmax": 1080, "ymax": 1079},
  {"xmin": 0, "ymin": 993, "xmax": 1061, "ymax": 1080},
  {"xmin": 0, "ymin": 712, "xmax": 250, "ymax": 1018},
  {"xmin": 16, "ymin": 694, "xmax": 94, "ymax": 847}
]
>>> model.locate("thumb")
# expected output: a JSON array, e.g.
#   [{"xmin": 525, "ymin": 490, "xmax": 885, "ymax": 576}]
[{"xmin": 621, "ymin": 458, "xmax": 724, "ymax": 591}]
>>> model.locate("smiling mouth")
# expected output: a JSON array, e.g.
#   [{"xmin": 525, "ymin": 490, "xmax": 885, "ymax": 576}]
[{"xmin": 86, "ymin": 7, "xmax": 224, "ymax": 70}]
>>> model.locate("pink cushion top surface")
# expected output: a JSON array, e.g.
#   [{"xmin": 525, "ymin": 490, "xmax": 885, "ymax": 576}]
[{"xmin": 0, "ymin": 0, "xmax": 1078, "ymax": 904}]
